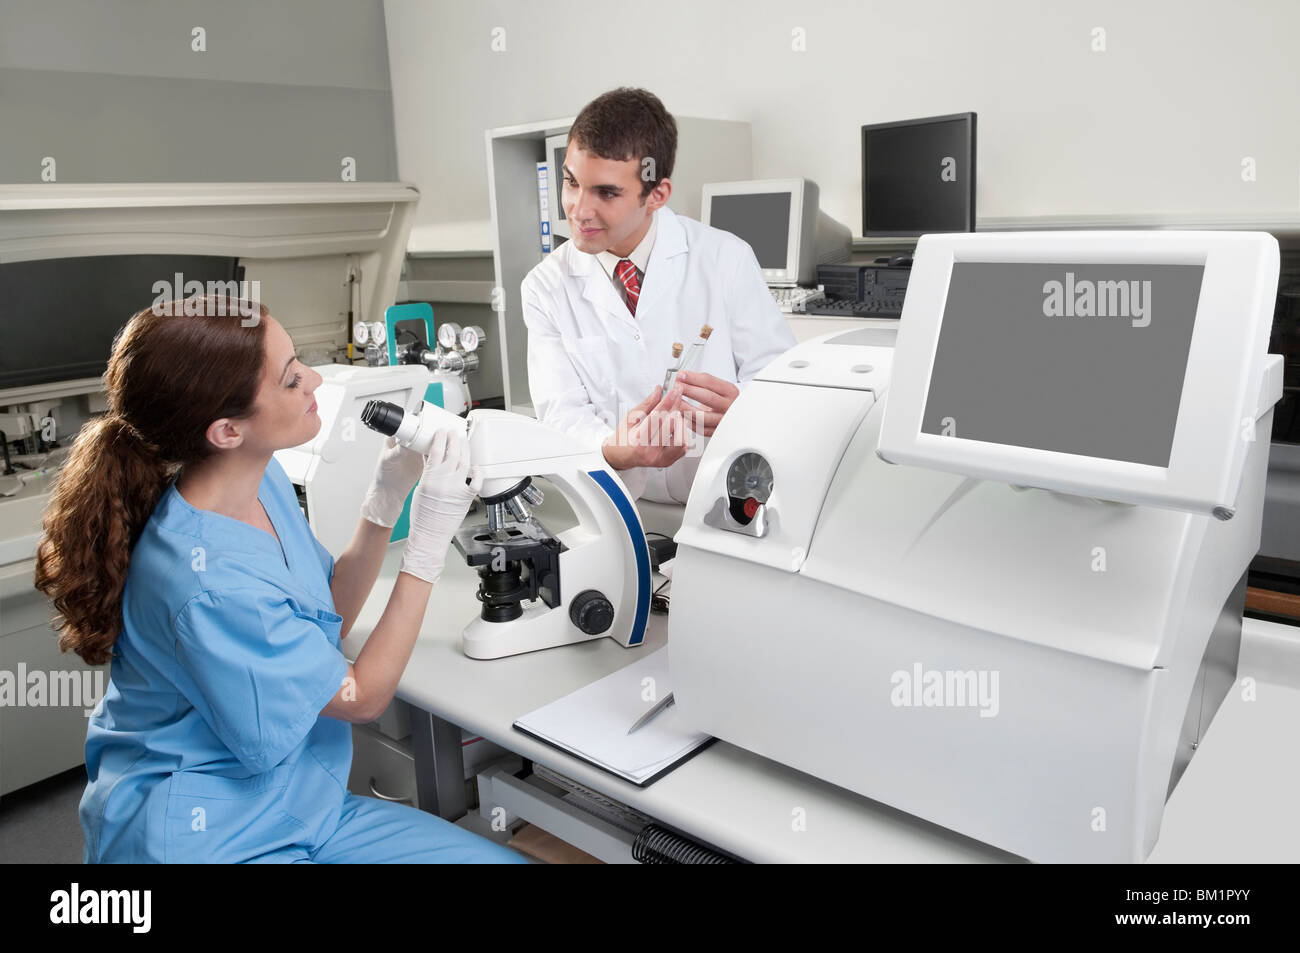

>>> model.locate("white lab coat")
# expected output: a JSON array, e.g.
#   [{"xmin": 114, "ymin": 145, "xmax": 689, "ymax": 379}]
[{"xmin": 521, "ymin": 206, "xmax": 797, "ymax": 503}]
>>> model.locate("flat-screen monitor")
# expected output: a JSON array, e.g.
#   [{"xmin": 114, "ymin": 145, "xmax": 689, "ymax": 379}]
[
  {"xmin": 703, "ymin": 178, "xmax": 849, "ymax": 286},
  {"xmin": 862, "ymin": 112, "xmax": 976, "ymax": 237},
  {"xmin": 0, "ymin": 254, "xmax": 241, "ymax": 390},
  {"xmin": 878, "ymin": 232, "xmax": 1282, "ymax": 517}
]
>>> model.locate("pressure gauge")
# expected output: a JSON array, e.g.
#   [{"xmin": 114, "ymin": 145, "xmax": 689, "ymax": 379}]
[
  {"xmin": 459, "ymin": 325, "xmax": 485, "ymax": 351},
  {"xmin": 368, "ymin": 322, "xmax": 386, "ymax": 346},
  {"xmin": 726, "ymin": 452, "xmax": 774, "ymax": 504},
  {"xmin": 438, "ymin": 322, "xmax": 462, "ymax": 350},
  {"xmin": 353, "ymin": 321, "xmax": 369, "ymax": 345}
]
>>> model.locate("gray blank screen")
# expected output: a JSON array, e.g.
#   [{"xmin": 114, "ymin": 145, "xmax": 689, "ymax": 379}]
[
  {"xmin": 709, "ymin": 192, "xmax": 792, "ymax": 269},
  {"xmin": 921, "ymin": 262, "xmax": 1205, "ymax": 467}
]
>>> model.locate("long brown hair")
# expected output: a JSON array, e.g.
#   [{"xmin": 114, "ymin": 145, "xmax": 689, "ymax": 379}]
[{"xmin": 34, "ymin": 295, "xmax": 270, "ymax": 665}]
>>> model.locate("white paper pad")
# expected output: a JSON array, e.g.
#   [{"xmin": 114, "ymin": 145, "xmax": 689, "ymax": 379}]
[{"xmin": 513, "ymin": 647, "xmax": 710, "ymax": 785}]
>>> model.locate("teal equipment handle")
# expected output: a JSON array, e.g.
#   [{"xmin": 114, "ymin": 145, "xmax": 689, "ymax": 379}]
[
  {"xmin": 382, "ymin": 303, "xmax": 448, "ymax": 543},
  {"xmin": 383, "ymin": 302, "xmax": 435, "ymax": 367}
]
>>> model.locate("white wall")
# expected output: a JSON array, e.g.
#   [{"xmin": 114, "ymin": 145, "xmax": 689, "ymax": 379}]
[{"xmin": 385, "ymin": 0, "xmax": 1300, "ymax": 249}]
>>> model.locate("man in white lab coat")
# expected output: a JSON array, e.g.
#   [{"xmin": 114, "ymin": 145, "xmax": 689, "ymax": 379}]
[{"xmin": 521, "ymin": 87, "xmax": 796, "ymax": 503}]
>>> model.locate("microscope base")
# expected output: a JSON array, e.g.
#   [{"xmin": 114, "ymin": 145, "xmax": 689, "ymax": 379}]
[{"xmin": 462, "ymin": 601, "xmax": 605, "ymax": 659}]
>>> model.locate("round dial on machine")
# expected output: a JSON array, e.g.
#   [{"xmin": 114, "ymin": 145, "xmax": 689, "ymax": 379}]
[
  {"xmin": 438, "ymin": 322, "xmax": 462, "ymax": 350},
  {"xmin": 353, "ymin": 321, "xmax": 370, "ymax": 345},
  {"xmin": 726, "ymin": 452, "xmax": 773, "ymax": 524},
  {"xmin": 459, "ymin": 325, "xmax": 485, "ymax": 351},
  {"xmin": 368, "ymin": 321, "xmax": 386, "ymax": 345}
]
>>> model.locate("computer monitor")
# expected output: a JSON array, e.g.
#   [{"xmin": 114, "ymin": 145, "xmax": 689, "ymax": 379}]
[
  {"xmin": 877, "ymin": 231, "xmax": 1282, "ymax": 518},
  {"xmin": 0, "ymin": 253, "xmax": 242, "ymax": 390},
  {"xmin": 862, "ymin": 112, "xmax": 976, "ymax": 238},
  {"xmin": 544, "ymin": 132, "xmax": 571, "ymax": 241},
  {"xmin": 702, "ymin": 178, "xmax": 850, "ymax": 286}
]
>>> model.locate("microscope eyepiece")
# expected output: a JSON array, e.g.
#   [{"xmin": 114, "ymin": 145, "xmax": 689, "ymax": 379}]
[{"xmin": 361, "ymin": 399, "xmax": 404, "ymax": 437}]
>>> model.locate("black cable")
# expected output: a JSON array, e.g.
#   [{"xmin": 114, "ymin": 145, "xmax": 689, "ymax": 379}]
[{"xmin": 650, "ymin": 576, "xmax": 671, "ymax": 615}]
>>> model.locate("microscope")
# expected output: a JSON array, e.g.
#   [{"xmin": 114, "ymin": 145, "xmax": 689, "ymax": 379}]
[{"xmin": 361, "ymin": 399, "xmax": 652, "ymax": 659}]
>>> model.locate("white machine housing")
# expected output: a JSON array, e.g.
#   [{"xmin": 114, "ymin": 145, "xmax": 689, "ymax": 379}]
[
  {"xmin": 669, "ymin": 231, "xmax": 1283, "ymax": 863},
  {"xmin": 274, "ymin": 364, "xmax": 468, "ymax": 556},
  {"xmin": 459, "ymin": 410, "xmax": 652, "ymax": 659}
]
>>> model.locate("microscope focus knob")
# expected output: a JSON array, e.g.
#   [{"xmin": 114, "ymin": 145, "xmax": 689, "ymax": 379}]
[{"xmin": 569, "ymin": 590, "xmax": 614, "ymax": 636}]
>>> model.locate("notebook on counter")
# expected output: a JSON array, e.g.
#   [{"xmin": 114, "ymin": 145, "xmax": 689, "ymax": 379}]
[{"xmin": 512, "ymin": 647, "xmax": 713, "ymax": 786}]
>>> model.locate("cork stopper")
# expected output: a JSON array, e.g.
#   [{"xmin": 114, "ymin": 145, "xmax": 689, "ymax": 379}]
[
  {"xmin": 671, "ymin": 342, "xmax": 683, "ymax": 358},
  {"xmin": 699, "ymin": 324, "xmax": 713, "ymax": 340}
]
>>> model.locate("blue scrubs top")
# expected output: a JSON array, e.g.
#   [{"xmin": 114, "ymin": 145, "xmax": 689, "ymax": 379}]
[{"xmin": 82, "ymin": 456, "xmax": 351, "ymax": 863}]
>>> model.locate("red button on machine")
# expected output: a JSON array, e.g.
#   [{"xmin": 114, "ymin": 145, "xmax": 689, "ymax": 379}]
[{"xmin": 743, "ymin": 497, "xmax": 760, "ymax": 519}]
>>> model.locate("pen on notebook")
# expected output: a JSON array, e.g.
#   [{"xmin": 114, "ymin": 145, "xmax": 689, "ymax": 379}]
[{"xmin": 627, "ymin": 692, "xmax": 675, "ymax": 734}]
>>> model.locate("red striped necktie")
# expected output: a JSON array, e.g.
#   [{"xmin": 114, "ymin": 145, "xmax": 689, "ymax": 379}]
[{"xmin": 614, "ymin": 259, "xmax": 641, "ymax": 316}]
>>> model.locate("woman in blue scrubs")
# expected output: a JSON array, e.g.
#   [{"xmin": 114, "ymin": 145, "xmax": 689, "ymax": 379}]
[{"xmin": 34, "ymin": 295, "xmax": 525, "ymax": 863}]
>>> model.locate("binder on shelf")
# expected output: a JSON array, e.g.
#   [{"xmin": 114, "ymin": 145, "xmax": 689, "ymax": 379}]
[{"xmin": 536, "ymin": 160, "xmax": 552, "ymax": 254}]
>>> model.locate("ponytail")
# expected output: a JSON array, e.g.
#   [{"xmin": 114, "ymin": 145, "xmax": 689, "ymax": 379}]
[{"xmin": 34, "ymin": 414, "xmax": 177, "ymax": 666}]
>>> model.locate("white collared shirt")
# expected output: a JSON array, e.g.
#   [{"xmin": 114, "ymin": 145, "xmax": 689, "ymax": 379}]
[
  {"xmin": 595, "ymin": 211, "xmax": 657, "ymax": 313},
  {"xmin": 521, "ymin": 206, "xmax": 796, "ymax": 504}
]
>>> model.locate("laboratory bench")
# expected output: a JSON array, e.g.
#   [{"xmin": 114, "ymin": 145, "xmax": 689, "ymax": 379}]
[{"xmin": 342, "ymin": 489, "xmax": 1300, "ymax": 864}]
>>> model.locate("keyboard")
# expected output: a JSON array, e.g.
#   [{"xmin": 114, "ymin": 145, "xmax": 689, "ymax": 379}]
[
  {"xmin": 803, "ymin": 297, "xmax": 902, "ymax": 319},
  {"xmin": 769, "ymin": 286, "xmax": 826, "ymax": 313}
]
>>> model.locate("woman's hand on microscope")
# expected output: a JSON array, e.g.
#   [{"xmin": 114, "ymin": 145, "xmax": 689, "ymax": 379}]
[
  {"xmin": 399, "ymin": 426, "xmax": 483, "ymax": 584},
  {"xmin": 602, "ymin": 384, "xmax": 689, "ymax": 471},
  {"xmin": 359, "ymin": 435, "xmax": 427, "ymax": 528}
]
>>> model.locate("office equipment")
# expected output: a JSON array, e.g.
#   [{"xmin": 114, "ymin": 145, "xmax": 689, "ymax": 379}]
[
  {"xmin": 627, "ymin": 692, "xmax": 675, "ymax": 734},
  {"xmin": 862, "ymin": 112, "xmax": 976, "ymax": 237},
  {"xmin": 669, "ymin": 231, "xmax": 1284, "ymax": 862},
  {"xmin": 513, "ymin": 647, "xmax": 710, "ymax": 784},
  {"xmin": 702, "ymin": 178, "xmax": 851, "ymax": 287},
  {"xmin": 804, "ymin": 263, "xmax": 910, "ymax": 318},
  {"xmin": 768, "ymin": 285, "xmax": 826, "ymax": 313}
]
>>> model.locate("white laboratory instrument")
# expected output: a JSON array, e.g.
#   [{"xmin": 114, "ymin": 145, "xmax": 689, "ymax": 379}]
[
  {"xmin": 668, "ymin": 231, "xmax": 1284, "ymax": 863},
  {"xmin": 362, "ymin": 399, "xmax": 653, "ymax": 659},
  {"xmin": 456, "ymin": 409, "xmax": 652, "ymax": 659},
  {"xmin": 273, "ymin": 364, "xmax": 469, "ymax": 556}
]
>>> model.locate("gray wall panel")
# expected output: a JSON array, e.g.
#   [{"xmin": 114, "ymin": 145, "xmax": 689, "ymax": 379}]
[{"xmin": 0, "ymin": 67, "xmax": 397, "ymax": 182}]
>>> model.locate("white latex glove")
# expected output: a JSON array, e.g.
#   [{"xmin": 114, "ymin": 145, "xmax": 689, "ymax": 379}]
[
  {"xmin": 399, "ymin": 427, "xmax": 482, "ymax": 584},
  {"xmin": 360, "ymin": 436, "xmax": 426, "ymax": 528}
]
